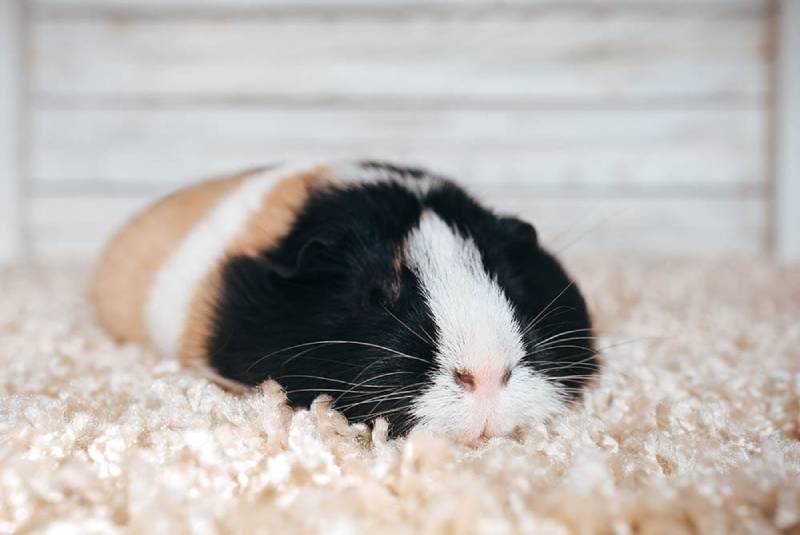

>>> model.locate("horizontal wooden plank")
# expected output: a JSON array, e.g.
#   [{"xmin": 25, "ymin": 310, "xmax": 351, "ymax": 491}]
[
  {"xmin": 486, "ymin": 194, "xmax": 766, "ymax": 255},
  {"xmin": 30, "ymin": 1, "xmax": 770, "ymax": 21},
  {"xmin": 0, "ymin": 1, "xmax": 23, "ymax": 264},
  {"xmin": 31, "ymin": 195, "xmax": 158, "ymax": 259},
  {"xmin": 32, "ymin": 11, "xmax": 768, "ymax": 100},
  {"xmin": 777, "ymin": 0, "xmax": 800, "ymax": 261},
  {"xmin": 29, "ymin": 192, "xmax": 765, "ymax": 258},
  {"xmin": 33, "ymin": 0, "xmax": 768, "ymax": 8},
  {"xmin": 31, "ymin": 107, "xmax": 765, "ymax": 191}
]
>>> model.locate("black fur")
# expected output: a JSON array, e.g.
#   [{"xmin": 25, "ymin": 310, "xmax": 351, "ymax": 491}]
[{"xmin": 207, "ymin": 162, "xmax": 595, "ymax": 437}]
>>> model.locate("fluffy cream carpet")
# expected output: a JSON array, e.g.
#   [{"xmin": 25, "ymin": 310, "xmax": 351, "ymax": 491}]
[{"xmin": 1, "ymin": 258, "xmax": 799, "ymax": 534}]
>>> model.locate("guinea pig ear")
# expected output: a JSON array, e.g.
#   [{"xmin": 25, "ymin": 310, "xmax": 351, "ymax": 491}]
[
  {"xmin": 498, "ymin": 216, "xmax": 538, "ymax": 246},
  {"xmin": 264, "ymin": 234, "xmax": 339, "ymax": 279}
]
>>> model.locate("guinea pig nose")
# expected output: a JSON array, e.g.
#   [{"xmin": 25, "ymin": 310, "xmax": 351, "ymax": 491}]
[{"xmin": 452, "ymin": 369, "xmax": 476, "ymax": 391}]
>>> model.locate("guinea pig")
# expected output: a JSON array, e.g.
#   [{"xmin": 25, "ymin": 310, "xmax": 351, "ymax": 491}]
[{"xmin": 92, "ymin": 161, "xmax": 597, "ymax": 443}]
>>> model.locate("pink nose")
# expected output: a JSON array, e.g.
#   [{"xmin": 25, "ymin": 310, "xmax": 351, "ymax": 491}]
[{"xmin": 452, "ymin": 367, "xmax": 512, "ymax": 392}]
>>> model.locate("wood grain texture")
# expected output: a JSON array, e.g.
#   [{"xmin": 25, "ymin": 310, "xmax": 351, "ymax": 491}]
[
  {"xmin": 22, "ymin": 1, "xmax": 776, "ymax": 258},
  {"xmin": 32, "ymin": 11, "xmax": 768, "ymax": 100},
  {"xmin": 776, "ymin": 0, "xmax": 800, "ymax": 262},
  {"xmin": 32, "ymin": 0, "xmax": 767, "ymax": 7},
  {"xmin": 30, "ymin": 192, "xmax": 766, "ymax": 258},
  {"xmin": 0, "ymin": 1, "xmax": 22, "ymax": 264},
  {"xmin": 31, "ymin": 107, "xmax": 765, "ymax": 191}
]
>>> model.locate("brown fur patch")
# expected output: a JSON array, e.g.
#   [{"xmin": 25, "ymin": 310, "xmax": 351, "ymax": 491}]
[
  {"xmin": 389, "ymin": 245, "xmax": 405, "ymax": 300},
  {"xmin": 91, "ymin": 168, "xmax": 264, "ymax": 346},
  {"xmin": 178, "ymin": 166, "xmax": 329, "ymax": 364}
]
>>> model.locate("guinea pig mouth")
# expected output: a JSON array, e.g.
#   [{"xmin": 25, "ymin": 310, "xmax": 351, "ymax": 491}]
[{"xmin": 464, "ymin": 427, "xmax": 494, "ymax": 448}]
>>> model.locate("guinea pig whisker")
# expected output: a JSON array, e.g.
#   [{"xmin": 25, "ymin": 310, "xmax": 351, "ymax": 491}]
[
  {"xmin": 336, "ymin": 381, "xmax": 427, "ymax": 405},
  {"xmin": 348, "ymin": 407, "xmax": 404, "ymax": 422},
  {"xmin": 534, "ymin": 333, "xmax": 600, "ymax": 347},
  {"xmin": 554, "ymin": 390, "xmax": 593, "ymax": 398},
  {"xmin": 337, "ymin": 343, "xmax": 430, "ymax": 387},
  {"xmin": 336, "ymin": 381, "xmax": 428, "ymax": 412},
  {"xmin": 556, "ymin": 389, "xmax": 594, "ymax": 398},
  {"xmin": 335, "ymin": 372, "xmax": 422, "ymax": 400},
  {"xmin": 284, "ymin": 387, "xmax": 396, "ymax": 396},
  {"xmin": 279, "ymin": 344, "xmax": 332, "ymax": 368},
  {"xmin": 279, "ymin": 353, "xmax": 365, "ymax": 369},
  {"xmin": 532, "ymin": 332, "xmax": 596, "ymax": 351},
  {"xmin": 530, "ymin": 344, "xmax": 599, "ymax": 356},
  {"xmin": 555, "ymin": 375, "xmax": 598, "ymax": 381},
  {"xmin": 276, "ymin": 373, "xmax": 414, "ymax": 389},
  {"xmin": 534, "ymin": 338, "xmax": 600, "ymax": 350},
  {"xmin": 533, "ymin": 324, "xmax": 597, "ymax": 344},
  {"xmin": 535, "ymin": 363, "xmax": 602, "ymax": 375},
  {"xmin": 383, "ymin": 305, "xmax": 434, "ymax": 345},
  {"xmin": 529, "ymin": 353, "xmax": 600, "ymax": 373},
  {"xmin": 520, "ymin": 281, "xmax": 576, "ymax": 336},
  {"xmin": 337, "ymin": 391, "xmax": 419, "ymax": 410},
  {"xmin": 532, "ymin": 336, "xmax": 599, "ymax": 351},
  {"xmin": 529, "ymin": 342, "xmax": 598, "ymax": 357},
  {"xmin": 551, "ymin": 376, "xmax": 599, "ymax": 383},
  {"xmin": 553, "ymin": 209, "xmax": 625, "ymax": 256},
  {"xmin": 521, "ymin": 307, "xmax": 567, "ymax": 339},
  {"xmin": 363, "ymin": 402, "xmax": 414, "ymax": 419},
  {"xmin": 530, "ymin": 328, "xmax": 596, "ymax": 351},
  {"xmin": 356, "ymin": 370, "xmax": 421, "ymax": 385},
  {"xmin": 526, "ymin": 343, "xmax": 596, "ymax": 360},
  {"xmin": 539, "ymin": 370, "xmax": 601, "ymax": 381},
  {"xmin": 363, "ymin": 404, "xmax": 418, "ymax": 421},
  {"xmin": 530, "ymin": 280, "xmax": 575, "ymax": 324},
  {"xmin": 534, "ymin": 349, "xmax": 599, "ymax": 363},
  {"xmin": 337, "ymin": 392, "xmax": 421, "ymax": 414},
  {"xmin": 247, "ymin": 339, "xmax": 429, "ymax": 372},
  {"xmin": 416, "ymin": 322, "xmax": 435, "ymax": 346},
  {"xmin": 246, "ymin": 341, "xmax": 343, "ymax": 372},
  {"xmin": 332, "ymin": 371, "xmax": 424, "ymax": 404},
  {"xmin": 520, "ymin": 305, "xmax": 576, "ymax": 338},
  {"xmin": 344, "ymin": 358, "xmax": 397, "ymax": 393},
  {"xmin": 535, "ymin": 337, "xmax": 645, "ymax": 362},
  {"xmin": 315, "ymin": 340, "xmax": 431, "ymax": 365},
  {"xmin": 534, "ymin": 326, "xmax": 596, "ymax": 345},
  {"xmin": 536, "ymin": 365, "xmax": 602, "ymax": 376},
  {"xmin": 537, "ymin": 364, "xmax": 602, "ymax": 374}
]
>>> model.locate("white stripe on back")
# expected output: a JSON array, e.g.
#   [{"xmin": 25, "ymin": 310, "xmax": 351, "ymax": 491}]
[
  {"xmin": 328, "ymin": 161, "xmax": 441, "ymax": 197},
  {"xmin": 145, "ymin": 163, "xmax": 321, "ymax": 356}
]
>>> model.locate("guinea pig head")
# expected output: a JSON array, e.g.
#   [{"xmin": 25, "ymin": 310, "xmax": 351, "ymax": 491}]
[
  {"xmin": 403, "ymin": 210, "xmax": 594, "ymax": 444},
  {"xmin": 208, "ymin": 178, "xmax": 596, "ymax": 444}
]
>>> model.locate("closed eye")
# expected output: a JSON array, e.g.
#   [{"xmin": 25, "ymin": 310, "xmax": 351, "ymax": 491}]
[
  {"xmin": 501, "ymin": 368, "xmax": 513, "ymax": 385},
  {"xmin": 453, "ymin": 369, "xmax": 476, "ymax": 390}
]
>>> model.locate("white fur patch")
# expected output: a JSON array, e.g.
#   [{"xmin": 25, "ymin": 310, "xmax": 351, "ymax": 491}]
[
  {"xmin": 406, "ymin": 212, "xmax": 524, "ymax": 373},
  {"xmin": 145, "ymin": 163, "xmax": 322, "ymax": 357},
  {"xmin": 328, "ymin": 161, "xmax": 441, "ymax": 197},
  {"xmin": 405, "ymin": 211, "xmax": 564, "ymax": 441}
]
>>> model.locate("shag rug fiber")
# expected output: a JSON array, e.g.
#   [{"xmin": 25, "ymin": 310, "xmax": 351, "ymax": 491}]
[{"xmin": 1, "ymin": 258, "xmax": 799, "ymax": 534}]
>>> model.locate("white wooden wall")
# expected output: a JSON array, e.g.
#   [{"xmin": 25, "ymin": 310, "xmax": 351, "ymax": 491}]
[
  {"xmin": 777, "ymin": 0, "xmax": 800, "ymax": 261},
  {"xmin": 1, "ymin": 0, "xmax": 796, "ymax": 262},
  {"xmin": 0, "ymin": 1, "xmax": 23, "ymax": 263}
]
